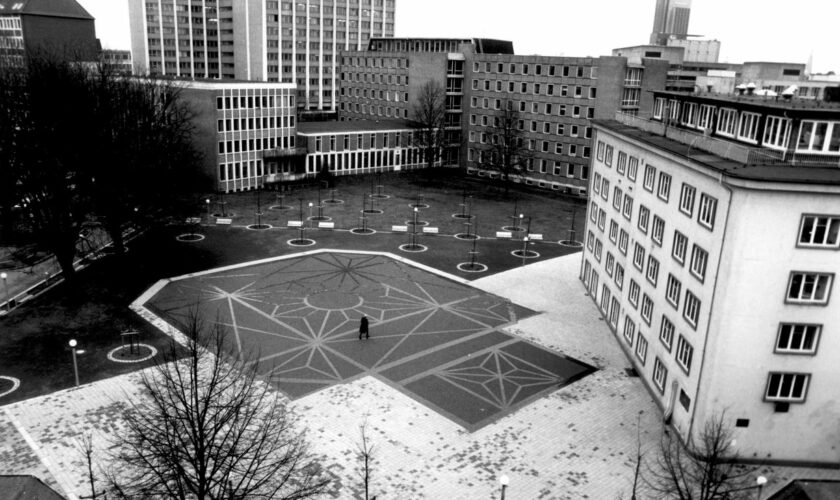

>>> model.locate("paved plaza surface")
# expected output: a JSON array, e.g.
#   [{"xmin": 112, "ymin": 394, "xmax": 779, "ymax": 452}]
[
  {"xmin": 1, "ymin": 253, "xmax": 838, "ymax": 499},
  {"xmin": 143, "ymin": 251, "xmax": 595, "ymax": 431}
]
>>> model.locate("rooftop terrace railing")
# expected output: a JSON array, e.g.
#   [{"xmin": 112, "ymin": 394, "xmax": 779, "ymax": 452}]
[{"xmin": 614, "ymin": 112, "xmax": 840, "ymax": 168}]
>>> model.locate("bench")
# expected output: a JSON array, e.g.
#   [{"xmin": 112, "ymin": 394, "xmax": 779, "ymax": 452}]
[
  {"xmin": 288, "ymin": 221, "xmax": 303, "ymax": 227},
  {"xmin": 496, "ymin": 231, "xmax": 512, "ymax": 239},
  {"xmin": 529, "ymin": 233, "xmax": 544, "ymax": 241},
  {"xmin": 422, "ymin": 227, "xmax": 439, "ymax": 234},
  {"xmin": 318, "ymin": 222, "xmax": 335, "ymax": 229},
  {"xmin": 392, "ymin": 225, "xmax": 408, "ymax": 232},
  {"xmin": 185, "ymin": 217, "xmax": 202, "ymax": 224},
  {"xmin": 216, "ymin": 218, "xmax": 232, "ymax": 225}
]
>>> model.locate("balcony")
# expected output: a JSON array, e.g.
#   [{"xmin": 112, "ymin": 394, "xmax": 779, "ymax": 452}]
[
  {"xmin": 614, "ymin": 112, "xmax": 840, "ymax": 168},
  {"xmin": 263, "ymin": 147, "xmax": 308, "ymax": 159}
]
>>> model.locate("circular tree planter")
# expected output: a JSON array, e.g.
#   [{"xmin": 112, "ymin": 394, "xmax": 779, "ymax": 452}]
[
  {"xmin": 501, "ymin": 226, "xmax": 526, "ymax": 233},
  {"xmin": 451, "ymin": 213, "xmax": 475, "ymax": 220},
  {"xmin": 350, "ymin": 228, "xmax": 377, "ymax": 235},
  {"xmin": 454, "ymin": 233, "xmax": 479, "ymax": 241},
  {"xmin": 405, "ymin": 220, "xmax": 429, "ymax": 227},
  {"xmin": 511, "ymin": 249, "xmax": 540, "ymax": 259},
  {"xmin": 409, "ymin": 203, "xmax": 430, "ymax": 209},
  {"xmin": 369, "ymin": 193, "xmax": 390, "ymax": 200},
  {"xmin": 559, "ymin": 240, "xmax": 584, "ymax": 248},
  {"xmin": 247, "ymin": 224, "xmax": 272, "ymax": 230},
  {"xmin": 287, "ymin": 238, "xmax": 316, "ymax": 247},
  {"xmin": 176, "ymin": 233, "xmax": 205, "ymax": 242},
  {"xmin": 213, "ymin": 212, "xmax": 236, "ymax": 217},
  {"xmin": 457, "ymin": 262, "xmax": 488, "ymax": 273},
  {"xmin": 399, "ymin": 243, "xmax": 428, "ymax": 253},
  {"xmin": 362, "ymin": 209, "xmax": 383, "ymax": 215},
  {"xmin": 269, "ymin": 205, "xmax": 291, "ymax": 211},
  {"xmin": 308, "ymin": 216, "xmax": 332, "ymax": 222},
  {"xmin": 107, "ymin": 344, "xmax": 158, "ymax": 364},
  {"xmin": 0, "ymin": 376, "xmax": 21, "ymax": 398},
  {"xmin": 323, "ymin": 199, "xmax": 344, "ymax": 205}
]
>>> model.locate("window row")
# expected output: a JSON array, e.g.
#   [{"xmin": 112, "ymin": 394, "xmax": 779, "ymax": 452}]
[
  {"xmin": 215, "ymin": 94, "xmax": 294, "ymax": 110},
  {"xmin": 218, "ymin": 135, "xmax": 295, "ymax": 154},
  {"xmin": 471, "ymin": 79, "xmax": 597, "ymax": 99},
  {"xmin": 217, "ymin": 115, "xmax": 294, "ymax": 133},
  {"xmin": 472, "ymin": 61, "xmax": 594, "ymax": 79}
]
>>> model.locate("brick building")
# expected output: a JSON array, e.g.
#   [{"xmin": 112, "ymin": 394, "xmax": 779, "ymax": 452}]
[{"xmin": 0, "ymin": 0, "xmax": 99, "ymax": 65}]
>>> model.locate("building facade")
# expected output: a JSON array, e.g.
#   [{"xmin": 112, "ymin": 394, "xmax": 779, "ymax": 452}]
[
  {"xmin": 582, "ymin": 91, "xmax": 840, "ymax": 465},
  {"xmin": 101, "ymin": 49, "xmax": 133, "ymax": 75},
  {"xmin": 0, "ymin": 0, "xmax": 99, "ymax": 65},
  {"xmin": 128, "ymin": 0, "xmax": 395, "ymax": 113},
  {"xmin": 178, "ymin": 79, "xmax": 299, "ymax": 192},
  {"xmin": 650, "ymin": 0, "xmax": 692, "ymax": 45}
]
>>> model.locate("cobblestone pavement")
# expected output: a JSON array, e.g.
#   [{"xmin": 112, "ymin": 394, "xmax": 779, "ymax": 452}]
[{"xmin": 0, "ymin": 254, "xmax": 837, "ymax": 499}]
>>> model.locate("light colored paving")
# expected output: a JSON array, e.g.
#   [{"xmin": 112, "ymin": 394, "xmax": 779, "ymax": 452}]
[{"xmin": 0, "ymin": 253, "xmax": 837, "ymax": 499}]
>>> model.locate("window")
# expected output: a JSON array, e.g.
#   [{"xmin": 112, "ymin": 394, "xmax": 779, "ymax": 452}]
[
  {"xmin": 776, "ymin": 324, "xmax": 820, "ymax": 354},
  {"xmin": 657, "ymin": 172, "xmax": 672, "ymax": 202},
  {"xmin": 643, "ymin": 165, "xmax": 656, "ymax": 191},
  {"xmin": 623, "ymin": 195, "xmax": 633, "ymax": 220},
  {"xmin": 628, "ymin": 280, "xmax": 640, "ymax": 308},
  {"xmin": 763, "ymin": 116, "xmax": 791, "ymax": 150},
  {"xmin": 689, "ymin": 245, "xmax": 708, "ymax": 282},
  {"xmin": 633, "ymin": 243, "xmax": 645, "ymax": 271},
  {"xmin": 672, "ymin": 231, "xmax": 688, "ymax": 265},
  {"xmin": 659, "ymin": 316, "xmax": 675, "ymax": 351},
  {"xmin": 593, "ymin": 173, "xmax": 602, "ymax": 195},
  {"xmin": 666, "ymin": 274, "xmax": 681, "ymax": 308},
  {"xmin": 638, "ymin": 206, "xmax": 650, "ymax": 234},
  {"xmin": 698, "ymin": 194, "xmax": 718, "ymax": 230},
  {"xmin": 598, "ymin": 209, "xmax": 606, "ymax": 231},
  {"xmin": 594, "ymin": 239, "xmax": 603, "ymax": 262},
  {"xmin": 676, "ymin": 335, "xmax": 694, "ymax": 374},
  {"xmin": 618, "ymin": 229, "xmax": 629, "ymax": 255},
  {"xmin": 796, "ymin": 120, "xmax": 840, "ymax": 153},
  {"xmin": 717, "ymin": 108, "xmax": 738, "ymax": 137},
  {"xmin": 679, "ymin": 184, "xmax": 696, "ymax": 217},
  {"xmin": 596, "ymin": 141, "xmax": 605, "ymax": 161},
  {"xmin": 605, "ymin": 145, "xmax": 614, "ymax": 167},
  {"xmin": 798, "ymin": 215, "xmax": 840, "ymax": 248},
  {"xmin": 623, "ymin": 317, "xmax": 636, "ymax": 345},
  {"xmin": 737, "ymin": 112, "xmax": 761, "ymax": 143},
  {"xmin": 646, "ymin": 256, "xmax": 659, "ymax": 286},
  {"xmin": 616, "ymin": 152, "xmax": 627, "ymax": 175},
  {"xmin": 786, "ymin": 272, "xmax": 833, "ymax": 304},
  {"xmin": 653, "ymin": 357, "xmax": 668, "ymax": 393},
  {"xmin": 765, "ymin": 373, "xmax": 809, "ymax": 402},
  {"xmin": 627, "ymin": 156, "xmax": 639, "ymax": 181},
  {"xmin": 683, "ymin": 291, "xmax": 701, "ymax": 329},
  {"xmin": 652, "ymin": 216, "xmax": 665, "ymax": 246},
  {"xmin": 613, "ymin": 187, "xmax": 623, "ymax": 210},
  {"xmin": 609, "ymin": 297, "xmax": 620, "ymax": 328},
  {"xmin": 609, "ymin": 220, "xmax": 618, "ymax": 243},
  {"xmin": 635, "ymin": 333, "xmax": 648, "ymax": 364},
  {"xmin": 601, "ymin": 179, "xmax": 609, "ymax": 201},
  {"xmin": 587, "ymin": 230, "xmax": 595, "ymax": 251},
  {"xmin": 697, "ymin": 104, "xmax": 714, "ymax": 130},
  {"xmin": 606, "ymin": 252, "xmax": 615, "ymax": 277},
  {"xmin": 615, "ymin": 264, "xmax": 625, "ymax": 290},
  {"xmin": 641, "ymin": 294, "xmax": 653, "ymax": 325},
  {"xmin": 600, "ymin": 284, "xmax": 611, "ymax": 313}
]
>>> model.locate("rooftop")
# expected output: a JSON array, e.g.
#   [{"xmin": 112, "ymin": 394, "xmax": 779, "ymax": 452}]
[
  {"xmin": 655, "ymin": 90, "xmax": 840, "ymax": 113},
  {"xmin": 768, "ymin": 479, "xmax": 840, "ymax": 500},
  {"xmin": 297, "ymin": 119, "xmax": 412, "ymax": 135},
  {"xmin": 0, "ymin": 0, "xmax": 93, "ymax": 20},
  {"xmin": 594, "ymin": 115, "xmax": 840, "ymax": 186}
]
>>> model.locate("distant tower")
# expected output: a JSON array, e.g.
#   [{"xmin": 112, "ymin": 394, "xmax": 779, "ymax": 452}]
[{"xmin": 650, "ymin": 0, "xmax": 692, "ymax": 45}]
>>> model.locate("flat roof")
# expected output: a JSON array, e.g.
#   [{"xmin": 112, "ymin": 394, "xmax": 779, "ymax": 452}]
[
  {"xmin": 655, "ymin": 90, "xmax": 840, "ymax": 113},
  {"xmin": 593, "ymin": 119, "xmax": 840, "ymax": 186},
  {"xmin": 297, "ymin": 119, "xmax": 412, "ymax": 135}
]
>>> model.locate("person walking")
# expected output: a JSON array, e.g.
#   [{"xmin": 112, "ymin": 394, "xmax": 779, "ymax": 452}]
[{"xmin": 359, "ymin": 316, "xmax": 369, "ymax": 340}]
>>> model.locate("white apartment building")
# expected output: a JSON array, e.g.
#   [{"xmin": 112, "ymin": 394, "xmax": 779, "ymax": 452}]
[
  {"xmin": 582, "ymin": 91, "xmax": 840, "ymax": 466},
  {"xmin": 128, "ymin": 0, "xmax": 395, "ymax": 112}
]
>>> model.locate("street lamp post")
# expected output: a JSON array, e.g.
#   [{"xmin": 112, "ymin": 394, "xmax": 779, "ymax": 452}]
[
  {"xmin": 499, "ymin": 475, "xmax": 510, "ymax": 500},
  {"xmin": 308, "ymin": 202, "xmax": 314, "ymax": 228},
  {"xmin": 756, "ymin": 476, "xmax": 767, "ymax": 500},
  {"xmin": 411, "ymin": 207, "xmax": 419, "ymax": 248},
  {"xmin": 1, "ymin": 272, "xmax": 9, "ymax": 312},
  {"xmin": 205, "ymin": 198, "xmax": 211, "ymax": 219},
  {"xmin": 69, "ymin": 339, "xmax": 80, "ymax": 387}
]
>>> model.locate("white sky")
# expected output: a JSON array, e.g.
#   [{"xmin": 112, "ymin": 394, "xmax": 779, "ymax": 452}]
[{"xmin": 79, "ymin": 0, "xmax": 839, "ymax": 74}]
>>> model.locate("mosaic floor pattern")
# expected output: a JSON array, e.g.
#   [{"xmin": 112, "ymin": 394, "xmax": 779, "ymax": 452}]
[{"xmin": 143, "ymin": 252, "xmax": 595, "ymax": 430}]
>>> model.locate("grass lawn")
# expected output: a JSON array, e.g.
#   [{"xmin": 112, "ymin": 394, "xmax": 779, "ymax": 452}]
[{"xmin": 0, "ymin": 171, "xmax": 586, "ymax": 405}]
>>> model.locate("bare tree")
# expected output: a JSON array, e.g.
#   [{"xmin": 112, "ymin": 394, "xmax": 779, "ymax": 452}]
[
  {"xmin": 643, "ymin": 413, "xmax": 756, "ymax": 500},
  {"xmin": 410, "ymin": 80, "xmax": 447, "ymax": 172},
  {"xmin": 477, "ymin": 100, "xmax": 532, "ymax": 195},
  {"xmin": 357, "ymin": 421, "xmax": 375, "ymax": 500},
  {"xmin": 108, "ymin": 317, "xmax": 329, "ymax": 499}
]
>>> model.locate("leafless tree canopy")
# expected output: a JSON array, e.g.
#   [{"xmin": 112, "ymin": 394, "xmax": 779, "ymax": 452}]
[
  {"xmin": 108, "ymin": 318, "xmax": 329, "ymax": 499},
  {"xmin": 410, "ymin": 80, "xmax": 447, "ymax": 170},
  {"xmin": 478, "ymin": 100, "xmax": 532, "ymax": 193},
  {"xmin": 643, "ymin": 414, "xmax": 757, "ymax": 500}
]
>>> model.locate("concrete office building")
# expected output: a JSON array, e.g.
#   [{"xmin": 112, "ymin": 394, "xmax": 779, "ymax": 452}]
[
  {"xmin": 0, "ymin": 0, "xmax": 99, "ymax": 65},
  {"xmin": 100, "ymin": 49, "xmax": 133, "ymax": 75},
  {"xmin": 339, "ymin": 38, "xmax": 668, "ymax": 196},
  {"xmin": 665, "ymin": 36, "xmax": 720, "ymax": 64},
  {"xmin": 650, "ymin": 0, "xmax": 692, "ymax": 45},
  {"xmin": 582, "ymin": 90, "xmax": 840, "ymax": 465},
  {"xmin": 128, "ymin": 0, "xmax": 395, "ymax": 113}
]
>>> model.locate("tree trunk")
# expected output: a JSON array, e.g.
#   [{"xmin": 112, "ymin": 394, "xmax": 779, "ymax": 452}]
[
  {"xmin": 54, "ymin": 244, "xmax": 76, "ymax": 281},
  {"xmin": 105, "ymin": 218, "xmax": 126, "ymax": 255}
]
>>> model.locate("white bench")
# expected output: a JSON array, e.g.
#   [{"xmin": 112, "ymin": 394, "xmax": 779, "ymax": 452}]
[
  {"xmin": 496, "ymin": 231, "xmax": 512, "ymax": 239},
  {"xmin": 529, "ymin": 233, "xmax": 544, "ymax": 241},
  {"xmin": 288, "ymin": 221, "xmax": 303, "ymax": 227},
  {"xmin": 186, "ymin": 217, "xmax": 202, "ymax": 224},
  {"xmin": 422, "ymin": 227, "xmax": 439, "ymax": 234},
  {"xmin": 392, "ymin": 225, "xmax": 408, "ymax": 232},
  {"xmin": 216, "ymin": 218, "xmax": 232, "ymax": 225},
  {"xmin": 318, "ymin": 222, "xmax": 335, "ymax": 229}
]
